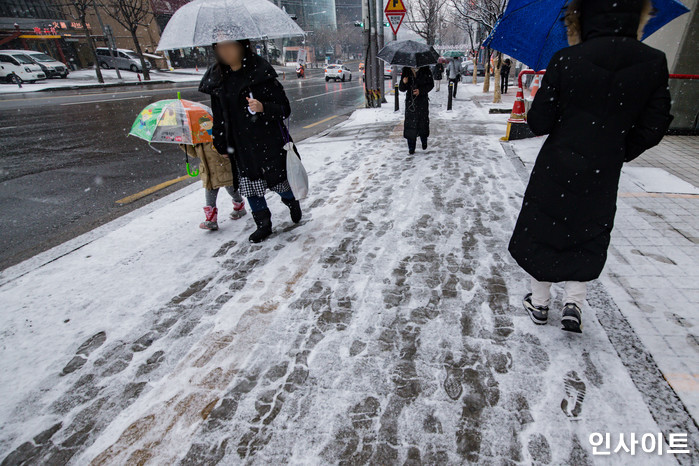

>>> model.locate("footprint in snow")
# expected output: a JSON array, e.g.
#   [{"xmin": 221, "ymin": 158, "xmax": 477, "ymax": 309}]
[{"xmin": 561, "ymin": 370, "xmax": 586, "ymax": 419}]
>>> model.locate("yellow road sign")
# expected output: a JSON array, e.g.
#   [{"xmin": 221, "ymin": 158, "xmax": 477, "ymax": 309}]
[{"xmin": 385, "ymin": 0, "xmax": 407, "ymax": 13}]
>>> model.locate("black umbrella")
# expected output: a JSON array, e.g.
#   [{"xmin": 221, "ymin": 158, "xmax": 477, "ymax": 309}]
[{"xmin": 377, "ymin": 40, "xmax": 440, "ymax": 68}]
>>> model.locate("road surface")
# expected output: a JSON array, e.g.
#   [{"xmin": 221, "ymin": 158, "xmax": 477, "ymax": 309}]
[{"xmin": 0, "ymin": 73, "xmax": 369, "ymax": 269}]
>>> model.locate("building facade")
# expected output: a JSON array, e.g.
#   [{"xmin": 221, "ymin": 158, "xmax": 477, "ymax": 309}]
[
  {"xmin": 0, "ymin": 0, "xmax": 162, "ymax": 69},
  {"xmin": 644, "ymin": 0, "xmax": 697, "ymax": 131},
  {"xmin": 275, "ymin": 0, "xmax": 337, "ymax": 32}
]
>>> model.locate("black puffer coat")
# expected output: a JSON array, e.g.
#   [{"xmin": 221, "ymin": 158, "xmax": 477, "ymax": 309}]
[
  {"xmin": 399, "ymin": 67, "xmax": 434, "ymax": 140},
  {"xmin": 432, "ymin": 63, "xmax": 444, "ymax": 81},
  {"xmin": 199, "ymin": 55, "xmax": 291, "ymax": 188},
  {"xmin": 508, "ymin": 0, "xmax": 673, "ymax": 283}
]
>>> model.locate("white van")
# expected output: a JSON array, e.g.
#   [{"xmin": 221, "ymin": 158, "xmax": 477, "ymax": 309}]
[
  {"xmin": 0, "ymin": 51, "xmax": 46, "ymax": 83},
  {"xmin": 21, "ymin": 50, "xmax": 69, "ymax": 78}
]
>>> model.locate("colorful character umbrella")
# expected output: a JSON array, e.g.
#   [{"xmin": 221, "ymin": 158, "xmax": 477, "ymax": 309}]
[
  {"xmin": 129, "ymin": 95, "xmax": 216, "ymax": 177},
  {"xmin": 484, "ymin": 0, "xmax": 690, "ymax": 71}
]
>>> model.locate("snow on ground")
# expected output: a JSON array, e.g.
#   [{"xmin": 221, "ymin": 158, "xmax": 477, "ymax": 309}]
[
  {"xmin": 0, "ymin": 69, "xmax": 204, "ymax": 94},
  {"xmin": 0, "ymin": 84, "xmax": 696, "ymax": 464}
]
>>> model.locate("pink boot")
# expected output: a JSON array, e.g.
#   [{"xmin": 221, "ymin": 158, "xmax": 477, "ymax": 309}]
[
  {"xmin": 230, "ymin": 200, "xmax": 247, "ymax": 220},
  {"xmin": 200, "ymin": 206, "xmax": 219, "ymax": 230}
]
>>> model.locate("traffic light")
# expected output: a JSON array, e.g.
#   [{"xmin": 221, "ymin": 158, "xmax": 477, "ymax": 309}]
[{"xmin": 354, "ymin": 21, "xmax": 364, "ymax": 27}]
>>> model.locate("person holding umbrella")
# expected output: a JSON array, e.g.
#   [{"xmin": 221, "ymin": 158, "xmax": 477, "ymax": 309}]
[
  {"xmin": 199, "ymin": 39, "xmax": 301, "ymax": 243},
  {"xmin": 399, "ymin": 66, "xmax": 434, "ymax": 154},
  {"xmin": 508, "ymin": 0, "xmax": 673, "ymax": 334},
  {"xmin": 377, "ymin": 40, "xmax": 439, "ymax": 155}
]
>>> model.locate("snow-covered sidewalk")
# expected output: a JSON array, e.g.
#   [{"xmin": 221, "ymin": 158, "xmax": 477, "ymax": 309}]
[
  {"xmin": 1, "ymin": 84, "xmax": 697, "ymax": 464},
  {"xmin": 504, "ymin": 132, "xmax": 699, "ymax": 425}
]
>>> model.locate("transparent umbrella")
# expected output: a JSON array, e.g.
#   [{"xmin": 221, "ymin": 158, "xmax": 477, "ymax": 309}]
[{"xmin": 156, "ymin": 0, "xmax": 305, "ymax": 51}]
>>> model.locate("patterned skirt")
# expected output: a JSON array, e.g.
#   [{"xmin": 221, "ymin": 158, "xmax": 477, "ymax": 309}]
[{"xmin": 237, "ymin": 169, "xmax": 291, "ymax": 198}]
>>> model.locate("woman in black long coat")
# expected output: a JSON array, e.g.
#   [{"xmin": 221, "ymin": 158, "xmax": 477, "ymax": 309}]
[
  {"xmin": 199, "ymin": 40, "xmax": 302, "ymax": 243},
  {"xmin": 508, "ymin": 0, "xmax": 673, "ymax": 333},
  {"xmin": 432, "ymin": 61, "xmax": 444, "ymax": 92},
  {"xmin": 399, "ymin": 66, "xmax": 434, "ymax": 154}
]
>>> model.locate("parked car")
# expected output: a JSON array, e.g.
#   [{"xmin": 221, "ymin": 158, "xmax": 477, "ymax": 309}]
[
  {"xmin": 464, "ymin": 61, "xmax": 486, "ymax": 76},
  {"xmin": 324, "ymin": 64, "xmax": 352, "ymax": 82},
  {"xmin": 96, "ymin": 48, "xmax": 151, "ymax": 72},
  {"xmin": 384, "ymin": 64, "xmax": 394, "ymax": 79},
  {"xmin": 0, "ymin": 51, "xmax": 46, "ymax": 83},
  {"xmin": 21, "ymin": 50, "xmax": 69, "ymax": 78}
]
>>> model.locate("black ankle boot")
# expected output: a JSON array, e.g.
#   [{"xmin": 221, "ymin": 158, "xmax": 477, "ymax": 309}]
[
  {"xmin": 249, "ymin": 208, "xmax": 273, "ymax": 243},
  {"xmin": 281, "ymin": 197, "xmax": 302, "ymax": 223}
]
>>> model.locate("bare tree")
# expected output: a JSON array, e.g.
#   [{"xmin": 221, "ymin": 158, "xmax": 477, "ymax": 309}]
[
  {"xmin": 405, "ymin": 0, "xmax": 449, "ymax": 46},
  {"xmin": 56, "ymin": 0, "xmax": 104, "ymax": 82},
  {"xmin": 310, "ymin": 27, "xmax": 335, "ymax": 64},
  {"xmin": 451, "ymin": 0, "xmax": 506, "ymax": 95},
  {"xmin": 105, "ymin": 0, "xmax": 152, "ymax": 80},
  {"xmin": 335, "ymin": 23, "xmax": 363, "ymax": 60},
  {"xmin": 451, "ymin": 0, "xmax": 506, "ymax": 34},
  {"xmin": 439, "ymin": 15, "xmax": 466, "ymax": 46}
]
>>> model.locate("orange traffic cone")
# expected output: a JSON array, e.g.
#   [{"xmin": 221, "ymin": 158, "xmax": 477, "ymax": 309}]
[
  {"xmin": 509, "ymin": 84, "xmax": 526, "ymax": 122},
  {"xmin": 530, "ymin": 74, "xmax": 541, "ymax": 98},
  {"xmin": 501, "ymin": 82, "xmax": 535, "ymax": 141}
]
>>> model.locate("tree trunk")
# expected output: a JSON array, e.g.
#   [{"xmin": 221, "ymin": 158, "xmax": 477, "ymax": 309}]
[
  {"xmin": 472, "ymin": 56, "xmax": 477, "ymax": 84},
  {"xmin": 493, "ymin": 51, "xmax": 502, "ymax": 103},
  {"xmin": 129, "ymin": 28, "xmax": 150, "ymax": 81},
  {"xmin": 82, "ymin": 16, "xmax": 103, "ymax": 83},
  {"xmin": 482, "ymin": 54, "xmax": 490, "ymax": 93}
]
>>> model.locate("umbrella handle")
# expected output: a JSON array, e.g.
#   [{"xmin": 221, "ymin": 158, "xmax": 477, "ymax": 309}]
[
  {"xmin": 185, "ymin": 152, "xmax": 199, "ymax": 177},
  {"xmin": 187, "ymin": 162, "xmax": 199, "ymax": 177}
]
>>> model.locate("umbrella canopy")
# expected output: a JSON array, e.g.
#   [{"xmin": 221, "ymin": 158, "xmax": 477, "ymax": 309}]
[
  {"xmin": 129, "ymin": 99, "xmax": 214, "ymax": 145},
  {"xmin": 484, "ymin": 0, "xmax": 690, "ymax": 71},
  {"xmin": 442, "ymin": 50, "xmax": 465, "ymax": 58},
  {"xmin": 156, "ymin": 0, "xmax": 305, "ymax": 51},
  {"xmin": 377, "ymin": 40, "xmax": 440, "ymax": 68}
]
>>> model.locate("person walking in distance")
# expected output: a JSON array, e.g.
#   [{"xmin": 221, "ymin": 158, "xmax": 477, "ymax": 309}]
[
  {"xmin": 508, "ymin": 0, "xmax": 673, "ymax": 334},
  {"xmin": 432, "ymin": 60, "xmax": 444, "ymax": 92},
  {"xmin": 446, "ymin": 56, "xmax": 461, "ymax": 98},
  {"xmin": 399, "ymin": 66, "xmax": 434, "ymax": 155},
  {"xmin": 500, "ymin": 58, "xmax": 511, "ymax": 94}
]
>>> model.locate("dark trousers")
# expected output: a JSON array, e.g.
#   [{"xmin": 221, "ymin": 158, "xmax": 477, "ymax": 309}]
[
  {"xmin": 501, "ymin": 75, "xmax": 509, "ymax": 93},
  {"xmin": 248, "ymin": 190, "xmax": 295, "ymax": 213},
  {"xmin": 407, "ymin": 135, "xmax": 428, "ymax": 152},
  {"xmin": 449, "ymin": 78, "xmax": 459, "ymax": 97}
]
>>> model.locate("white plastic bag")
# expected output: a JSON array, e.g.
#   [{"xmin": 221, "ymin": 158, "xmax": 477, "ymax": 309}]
[{"xmin": 284, "ymin": 141, "xmax": 309, "ymax": 199}]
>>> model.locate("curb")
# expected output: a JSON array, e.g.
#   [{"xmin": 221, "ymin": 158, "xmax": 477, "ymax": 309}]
[{"xmin": 0, "ymin": 77, "xmax": 202, "ymax": 98}]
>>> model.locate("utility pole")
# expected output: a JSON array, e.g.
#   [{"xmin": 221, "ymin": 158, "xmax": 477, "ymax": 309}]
[
  {"xmin": 370, "ymin": 0, "xmax": 381, "ymax": 107},
  {"xmin": 364, "ymin": 0, "xmax": 380, "ymax": 107},
  {"xmin": 391, "ymin": 31, "xmax": 398, "ymax": 89},
  {"xmin": 362, "ymin": 0, "xmax": 370, "ymax": 105},
  {"xmin": 377, "ymin": 0, "xmax": 385, "ymax": 102}
]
